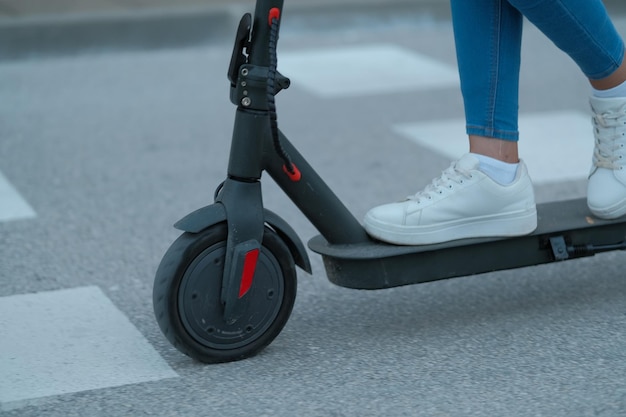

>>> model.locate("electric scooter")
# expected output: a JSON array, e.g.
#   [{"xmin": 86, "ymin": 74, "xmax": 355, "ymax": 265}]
[{"xmin": 153, "ymin": 0, "xmax": 626, "ymax": 363}]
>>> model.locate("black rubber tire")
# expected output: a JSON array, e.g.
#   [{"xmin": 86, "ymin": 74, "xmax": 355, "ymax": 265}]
[{"xmin": 153, "ymin": 223, "xmax": 297, "ymax": 363}]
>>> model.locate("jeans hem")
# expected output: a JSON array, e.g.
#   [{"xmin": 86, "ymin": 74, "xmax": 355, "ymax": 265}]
[
  {"xmin": 466, "ymin": 125, "xmax": 519, "ymax": 142},
  {"xmin": 587, "ymin": 46, "xmax": 625, "ymax": 80}
]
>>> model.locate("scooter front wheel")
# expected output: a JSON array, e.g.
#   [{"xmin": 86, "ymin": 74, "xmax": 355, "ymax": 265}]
[{"xmin": 153, "ymin": 223, "xmax": 297, "ymax": 363}]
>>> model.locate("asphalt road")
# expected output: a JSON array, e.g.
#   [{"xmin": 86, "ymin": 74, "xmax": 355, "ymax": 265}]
[{"xmin": 1, "ymin": 3, "xmax": 626, "ymax": 417}]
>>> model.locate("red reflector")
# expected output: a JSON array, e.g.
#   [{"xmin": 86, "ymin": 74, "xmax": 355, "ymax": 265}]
[
  {"xmin": 238, "ymin": 249, "xmax": 260, "ymax": 298},
  {"xmin": 268, "ymin": 7, "xmax": 281, "ymax": 26},
  {"xmin": 283, "ymin": 164, "xmax": 302, "ymax": 182}
]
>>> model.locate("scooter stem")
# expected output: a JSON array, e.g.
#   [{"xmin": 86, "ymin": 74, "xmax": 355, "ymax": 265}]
[{"xmin": 227, "ymin": 0, "xmax": 370, "ymax": 245}]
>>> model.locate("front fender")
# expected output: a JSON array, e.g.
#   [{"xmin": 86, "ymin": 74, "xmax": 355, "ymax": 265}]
[
  {"xmin": 174, "ymin": 203, "xmax": 227, "ymax": 233},
  {"xmin": 173, "ymin": 204, "xmax": 311, "ymax": 274}
]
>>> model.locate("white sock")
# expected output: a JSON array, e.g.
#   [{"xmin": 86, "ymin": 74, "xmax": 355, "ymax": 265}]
[
  {"xmin": 592, "ymin": 79, "xmax": 626, "ymax": 99},
  {"xmin": 471, "ymin": 153, "xmax": 519, "ymax": 185}
]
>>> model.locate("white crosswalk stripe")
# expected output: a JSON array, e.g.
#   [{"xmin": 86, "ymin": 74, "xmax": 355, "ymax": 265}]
[
  {"xmin": 0, "ymin": 170, "xmax": 36, "ymax": 223},
  {"xmin": 0, "ymin": 286, "xmax": 178, "ymax": 411},
  {"xmin": 394, "ymin": 111, "xmax": 594, "ymax": 184},
  {"xmin": 279, "ymin": 43, "xmax": 459, "ymax": 98}
]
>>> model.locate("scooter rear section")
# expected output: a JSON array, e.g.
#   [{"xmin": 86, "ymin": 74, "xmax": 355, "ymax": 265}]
[{"xmin": 309, "ymin": 197, "xmax": 626, "ymax": 289}]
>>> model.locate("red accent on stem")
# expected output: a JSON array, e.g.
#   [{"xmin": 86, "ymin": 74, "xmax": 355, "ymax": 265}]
[
  {"xmin": 283, "ymin": 164, "xmax": 302, "ymax": 182},
  {"xmin": 238, "ymin": 249, "xmax": 260, "ymax": 298},
  {"xmin": 268, "ymin": 7, "xmax": 281, "ymax": 26}
]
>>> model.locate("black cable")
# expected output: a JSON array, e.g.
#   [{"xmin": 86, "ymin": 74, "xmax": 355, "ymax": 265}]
[{"xmin": 267, "ymin": 17, "xmax": 295, "ymax": 174}]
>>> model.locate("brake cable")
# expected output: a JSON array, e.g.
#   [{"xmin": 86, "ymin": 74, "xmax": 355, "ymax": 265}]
[{"xmin": 266, "ymin": 9, "xmax": 297, "ymax": 178}]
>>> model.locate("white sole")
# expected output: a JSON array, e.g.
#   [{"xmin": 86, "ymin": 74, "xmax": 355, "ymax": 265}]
[
  {"xmin": 364, "ymin": 207, "xmax": 538, "ymax": 246},
  {"xmin": 588, "ymin": 197, "xmax": 626, "ymax": 220}
]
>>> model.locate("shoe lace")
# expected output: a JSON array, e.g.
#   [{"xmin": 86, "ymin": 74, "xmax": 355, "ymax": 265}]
[
  {"xmin": 593, "ymin": 104, "xmax": 626, "ymax": 170},
  {"xmin": 408, "ymin": 161, "xmax": 474, "ymax": 203}
]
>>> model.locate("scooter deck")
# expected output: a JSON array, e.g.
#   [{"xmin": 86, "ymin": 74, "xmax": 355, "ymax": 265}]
[{"xmin": 308, "ymin": 198, "xmax": 626, "ymax": 289}]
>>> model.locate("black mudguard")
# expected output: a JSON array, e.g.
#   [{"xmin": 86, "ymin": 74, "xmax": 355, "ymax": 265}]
[{"xmin": 174, "ymin": 203, "xmax": 312, "ymax": 274}]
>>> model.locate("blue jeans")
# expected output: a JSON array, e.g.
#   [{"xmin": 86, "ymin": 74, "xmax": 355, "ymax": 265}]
[{"xmin": 450, "ymin": 0, "xmax": 625, "ymax": 141}]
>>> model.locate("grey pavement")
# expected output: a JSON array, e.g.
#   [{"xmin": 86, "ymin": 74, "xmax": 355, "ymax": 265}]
[
  {"xmin": 0, "ymin": 0, "xmax": 452, "ymax": 60},
  {"xmin": 0, "ymin": 0, "xmax": 441, "ymax": 17},
  {"xmin": 1, "ymin": 2, "xmax": 626, "ymax": 417},
  {"xmin": 2, "ymin": 0, "xmax": 624, "ymax": 60}
]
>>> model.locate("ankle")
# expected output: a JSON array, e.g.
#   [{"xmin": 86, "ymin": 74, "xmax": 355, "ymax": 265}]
[
  {"xmin": 469, "ymin": 135, "xmax": 519, "ymax": 163},
  {"xmin": 592, "ymin": 79, "xmax": 626, "ymax": 99}
]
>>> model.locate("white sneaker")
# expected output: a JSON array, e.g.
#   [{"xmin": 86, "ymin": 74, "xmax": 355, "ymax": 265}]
[
  {"xmin": 363, "ymin": 154, "xmax": 537, "ymax": 245},
  {"xmin": 587, "ymin": 96, "xmax": 626, "ymax": 219}
]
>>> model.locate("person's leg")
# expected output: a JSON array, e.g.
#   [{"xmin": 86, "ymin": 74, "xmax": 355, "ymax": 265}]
[
  {"xmin": 460, "ymin": 0, "xmax": 626, "ymax": 166},
  {"xmin": 469, "ymin": 135, "xmax": 519, "ymax": 163},
  {"xmin": 452, "ymin": 0, "xmax": 523, "ymax": 164},
  {"xmin": 506, "ymin": 0, "xmax": 626, "ymax": 218},
  {"xmin": 507, "ymin": 0, "xmax": 624, "ymax": 82},
  {"xmin": 363, "ymin": 0, "xmax": 537, "ymax": 245},
  {"xmin": 590, "ymin": 59, "xmax": 626, "ymax": 91}
]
